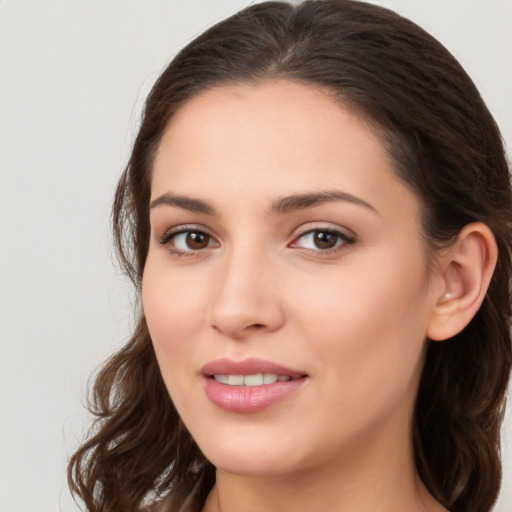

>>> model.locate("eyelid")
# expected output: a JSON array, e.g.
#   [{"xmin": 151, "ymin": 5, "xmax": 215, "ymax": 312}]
[
  {"xmin": 155, "ymin": 222, "xmax": 356, "ymax": 257},
  {"xmin": 289, "ymin": 224, "xmax": 356, "ymax": 253},
  {"xmin": 157, "ymin": 224, "xmax": 220, "ymax": 255},
  {"xmin": 158, "ymin": 223, "xmax": 214, "ymax": 241},
  {"xmin": 291, "ymin": 222, "xmax": 356, "ymax": 241}
]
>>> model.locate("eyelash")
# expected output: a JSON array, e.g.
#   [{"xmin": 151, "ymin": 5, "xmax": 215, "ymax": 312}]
[
  {"xmin": 157, "ymin": 225, "xmax": 356, "ymax": 257},
  {"xmin": 158, "ymin": 225, "xmax": 218, "ymax": 258},
  {"xmin": 290, "ymin": 227, "xmax": 356, "ymax": 255}
]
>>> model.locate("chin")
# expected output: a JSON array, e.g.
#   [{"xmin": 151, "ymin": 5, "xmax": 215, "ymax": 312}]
[
  {"xmin": 207, "ymin": 449, "xmax": 300, "ymax": 477},
  {"xmin": 193, "ymin": 428, "xmax": 308, "ymax": 477}
]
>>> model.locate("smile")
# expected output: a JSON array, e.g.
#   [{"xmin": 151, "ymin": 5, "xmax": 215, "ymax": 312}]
[
  {"xmin": 202, "ymin": 358, "xmax": 308, "ymax": 413},
  {"xmin": 212, "ymin": 374, "xmax": 294, "ymax": 386}
]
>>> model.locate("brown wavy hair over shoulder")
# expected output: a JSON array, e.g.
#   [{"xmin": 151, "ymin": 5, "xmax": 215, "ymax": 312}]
[{"xmin": 68, "ymin": 1, "xmax": 512, "ymax": 511}]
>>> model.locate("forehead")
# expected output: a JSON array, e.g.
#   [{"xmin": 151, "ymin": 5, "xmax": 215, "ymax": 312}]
[
  {"xmin": 156, "ymin": 81, "xmax": 384, "ymax": 166},
  {"xmin": 151, "ymin": 80, "xmax": 418, "ymax": 222}
]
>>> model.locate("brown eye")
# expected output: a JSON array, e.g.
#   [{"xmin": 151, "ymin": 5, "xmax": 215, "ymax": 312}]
[
  {"xmin": 160, "ymin": 229, "xmax": 218, "ymax": 253},
  {"xmin": 291, "ymin": 228, "xmax": 355, "ymax": 252},
  {"xmin": 313, "ymin": 231, "xmax": 338, "ymax": 249},
  {"xmin": 185, "ymin": 232, "xmax": 210, "ymax": 250}
]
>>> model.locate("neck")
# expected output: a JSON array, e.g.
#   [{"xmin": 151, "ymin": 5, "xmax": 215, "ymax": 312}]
[{"xmin": 202, "ymin": 423, "xmax": 447, "ymax": 512}]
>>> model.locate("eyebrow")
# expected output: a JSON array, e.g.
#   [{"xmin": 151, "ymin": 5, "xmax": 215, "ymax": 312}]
[
  {"xmin": 150, "ymin": 193, "xmax": 216, "ymax": 215},
  {"xmin": 149, "ymin": 189, "xmax": 378, "ymax": 216},
  {"xmin": 270, "ymin": 190, "xmax": 378, "ymax": 215}
]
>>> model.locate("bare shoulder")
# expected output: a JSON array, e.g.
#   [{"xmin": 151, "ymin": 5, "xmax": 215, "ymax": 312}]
[
  {"xmin": 140, "ymin": 498, "xmax": 173, "ymax": 512},
  {"xmin": 141, "ymin": 494, "xmax": 200, "ymax": 512}
]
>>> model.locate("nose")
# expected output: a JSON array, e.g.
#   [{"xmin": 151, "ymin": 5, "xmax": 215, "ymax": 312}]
[{"xmin": 208, "ymin": 246, "xmax": 285, "ymax": 340}]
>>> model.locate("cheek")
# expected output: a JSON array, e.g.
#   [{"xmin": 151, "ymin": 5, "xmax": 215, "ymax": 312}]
[
  {"xmin": 293, "ymin": 252, "xmax": 431, "ymax": 393},
  {"xmin": 141, "ymin": 258, "xmax": 210, "ymax": 385},
  {"xmin": 143, "ymin": 252, "xmax": 210, "ymax": 329}
]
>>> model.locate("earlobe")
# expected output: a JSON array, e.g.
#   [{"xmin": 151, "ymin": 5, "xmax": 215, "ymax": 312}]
[{"xmin": 427, "ymin": 222, "xmax": 498, "ymax": 341}]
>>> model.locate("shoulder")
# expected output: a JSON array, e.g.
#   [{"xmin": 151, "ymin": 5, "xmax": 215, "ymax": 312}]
[
  {"xmin": 140, "ymin": 471, "xmax": 208, "ymax": 512},
  {"xmin": 141, "ymin": 492, "xmax": 201, "ymax": 512},
  {"xmin": 140, "ymin": 498, "xmax": 173, "ymax": 512}
]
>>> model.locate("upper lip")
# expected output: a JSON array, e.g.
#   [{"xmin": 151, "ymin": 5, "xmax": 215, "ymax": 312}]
[{"xmin": 201, "ymin": 357, "xmax": 307, "ymax": 378}]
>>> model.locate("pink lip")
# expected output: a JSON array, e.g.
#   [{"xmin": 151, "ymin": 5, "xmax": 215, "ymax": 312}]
[
  {"xmin": 201, "ymin": 358, "xmax": 308, "ymax": 414},
  {"xmin": 201, "ymin": 357, "xmax": 305, "ymax": 378}
]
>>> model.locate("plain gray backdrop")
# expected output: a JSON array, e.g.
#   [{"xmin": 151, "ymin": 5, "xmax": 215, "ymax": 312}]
[{"xmin": 1, "ymin": 1, "xmax": 511, "ymax": 511}]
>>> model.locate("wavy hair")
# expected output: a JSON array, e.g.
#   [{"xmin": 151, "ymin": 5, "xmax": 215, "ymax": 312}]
[{"xmin": 68, "ymin": 1, "xmax": 512, "ymax": 511}]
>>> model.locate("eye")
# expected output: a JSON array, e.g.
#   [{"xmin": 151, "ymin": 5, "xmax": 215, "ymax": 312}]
[
  {"xmin": 159, "ymin": 228, "xmax": 219, "ymax": 254},
  {"xmin": 290, "ymin": 228, "xmax": 355, "ymax": 252}
]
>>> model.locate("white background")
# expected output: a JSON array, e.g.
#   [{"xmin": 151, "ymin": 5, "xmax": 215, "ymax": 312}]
[{"xmin": 1, "ymin": 1, "xmax": 511, "ymax": 511}]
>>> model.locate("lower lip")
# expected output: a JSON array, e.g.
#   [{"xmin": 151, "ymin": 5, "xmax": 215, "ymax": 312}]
[{"xmin": 203, "ymin": 377, "xmax": 307, "ymax": 413}]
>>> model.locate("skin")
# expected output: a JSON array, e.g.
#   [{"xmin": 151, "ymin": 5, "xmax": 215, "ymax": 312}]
[{"xmin": 143, "ymin": 81, "xmax": 449, "ymax": 512}]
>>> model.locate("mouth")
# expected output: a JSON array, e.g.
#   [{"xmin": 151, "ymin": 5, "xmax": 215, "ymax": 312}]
[
  {"xmin": 211, "ymin": 373, "xmax": 299, "ymax": 386},
  {"xmin": 201, "ymin": 358, "xmax": 308, "ymax": 413},
  {"xmin": 201, "ymin": 357, "xmax": 307, "ymax": 383}
]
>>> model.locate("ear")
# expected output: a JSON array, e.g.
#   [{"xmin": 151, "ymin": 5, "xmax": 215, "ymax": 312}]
[{"xmin": 427, "ymin": 222, "xmax": 498, "ymax": 341}]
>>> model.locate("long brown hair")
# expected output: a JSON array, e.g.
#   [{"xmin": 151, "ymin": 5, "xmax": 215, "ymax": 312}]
[{"xmin": 68, "ymin": 1, "xmax": 512, "ymax": 511}]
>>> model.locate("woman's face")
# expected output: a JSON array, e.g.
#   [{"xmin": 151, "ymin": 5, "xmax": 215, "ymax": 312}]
[{"xmin": 143, "ymin": 81, "xmax": 441, "ymax": 477}]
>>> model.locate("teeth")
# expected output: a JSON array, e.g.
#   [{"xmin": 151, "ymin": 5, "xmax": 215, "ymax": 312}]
[
  {"xmin": 214, "ymin": 374, "xmax": 229, "ymax": 384},
  {"xmin": 263, "ymin": 373, "xmax": 278, "ymax": 384},
  {"xmin": 213, "ymin": 373, "xmax": 291, "ymax": 386},
  {"xmin": 228, "ymin": 375, "xmax": 244, "ymax": 386},
  {"xmin": 244, "ymin": 374, "xmax": 264, "ymax": 386}
]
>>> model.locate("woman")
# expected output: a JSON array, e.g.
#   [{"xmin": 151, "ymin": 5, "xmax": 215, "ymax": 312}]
[{"xmin": 68, "ymin": 1, "xmax": 512, "ymax": 511}]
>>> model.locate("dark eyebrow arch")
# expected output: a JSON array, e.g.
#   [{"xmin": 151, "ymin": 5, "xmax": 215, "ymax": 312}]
[
  {"xmin": 150, "ymin": 193, "xmax": 216, "ymax": 215},
  {"xmin": 270, "ymin": 190, "xmax": 378, "ymax": 215}
]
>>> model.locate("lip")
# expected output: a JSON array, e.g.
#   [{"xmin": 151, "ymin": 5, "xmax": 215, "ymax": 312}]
[
  {"xmin": 201, "ymin": 357, "xmax": 306, "ymax": 378},
  {"xmin": 201, "ymin": 357, "xmax": 308, "ymax": 413}
]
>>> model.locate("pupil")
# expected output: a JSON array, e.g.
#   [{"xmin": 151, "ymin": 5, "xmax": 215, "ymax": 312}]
[
  {"xmin": 186, "ymin": 232, "xmax": 208, "ymax": 249},
  {"xmin": 314, "ymin": 231, "xmax": 336, "ymax": 249}
]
